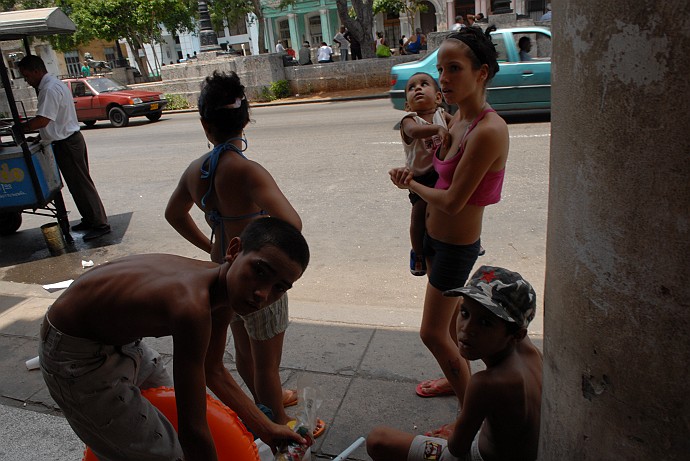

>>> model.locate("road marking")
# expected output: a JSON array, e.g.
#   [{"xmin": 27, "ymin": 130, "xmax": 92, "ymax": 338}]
[
  {"xmin": 510, "ymin": 134, "xmax": 551, "ymax": 139},
  {"xmin": 372, "ymin": 133, "xmax": 550, "ymax": 145}
]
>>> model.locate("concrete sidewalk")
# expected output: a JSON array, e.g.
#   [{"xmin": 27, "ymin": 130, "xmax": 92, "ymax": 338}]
[{"xmin": 0, "ymin": 280, "xmax": 542, "ymax": 461}]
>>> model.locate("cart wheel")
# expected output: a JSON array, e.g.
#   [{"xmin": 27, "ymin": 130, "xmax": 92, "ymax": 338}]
[
  {"xmin": 83, "ymin": 120, "xmax": 97, "ymax": 127},
  {"xmin": 108, "ymin": 107, "xmax": 129, "ymax": 128},
  {"xmin": 0, "ymin": 212, "xmax": 22, "ymax": 235}
]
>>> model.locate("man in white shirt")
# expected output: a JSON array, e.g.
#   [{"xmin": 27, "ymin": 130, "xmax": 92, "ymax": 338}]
[
  {"xmin": 317, "ymin": 42, "xmax": 333, "ymax": 63},
  {"xmin": 541, "ymin": 4, "xmax": 552, "ymax": 21},
  {"xmin": 452, "ymin": 15, "xmax": 466, "ymax": 31},
  {"xmin": 333, "ymin": 26, "xmax": 350, "ymax": 61},
  {"xmin": 275, "ymin": 41, "xmax": 285, "ymax": 53},
  {"xmin": 18, "ymin": 55, "xmax": 110, "ymax": 241}
]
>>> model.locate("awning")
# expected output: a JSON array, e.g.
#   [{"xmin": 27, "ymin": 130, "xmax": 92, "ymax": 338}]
[{"xmin": 0, "ymin": 7, "xmax": 76, "ymax": 40}]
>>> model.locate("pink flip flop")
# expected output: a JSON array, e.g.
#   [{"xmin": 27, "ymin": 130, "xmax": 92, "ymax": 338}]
[{"xmin": 415, "ymin": 378, "xmax": 455, "ymax": 398}]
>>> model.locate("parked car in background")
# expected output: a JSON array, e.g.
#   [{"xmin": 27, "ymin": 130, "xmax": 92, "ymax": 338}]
[
  {"xmin": 62, "ymin": 77, "xmax": 168, "ymax": 128},
  {"xmin": 390, "ymin": 27, "xmax": 552, "ymax": 113}
]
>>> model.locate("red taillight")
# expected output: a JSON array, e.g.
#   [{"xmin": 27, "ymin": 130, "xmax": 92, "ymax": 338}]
[{"xmin": 390, "ymin": 75, "xmax": 397, "ymax": 87}]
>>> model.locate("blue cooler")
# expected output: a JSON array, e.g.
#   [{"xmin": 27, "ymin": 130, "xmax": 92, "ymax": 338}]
[{"xmin": 0, "ymin": 142, "xmax": 62, "ymax": 211}]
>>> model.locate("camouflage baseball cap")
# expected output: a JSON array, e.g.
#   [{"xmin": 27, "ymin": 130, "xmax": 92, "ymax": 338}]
[{"xmin": 444, "ymin": 266, "xmax": 536, "ymax": 328}]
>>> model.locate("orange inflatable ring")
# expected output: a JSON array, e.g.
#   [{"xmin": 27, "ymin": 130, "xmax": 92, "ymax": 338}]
[{"xmin": 82, "ymin": 386, "xmax": 259, "ymax": 461}]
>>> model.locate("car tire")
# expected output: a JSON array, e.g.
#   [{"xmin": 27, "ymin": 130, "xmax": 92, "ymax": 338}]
[
  {"xmin": 146, "ymin": 112, "xmax": 162, "ymax": 122},
  {"xmin": 0, "ymin": 212, "xmax": 22, "ymax": 235},
  {"xmin": 108, "ymin": 107, "xmax": 129, "ymax": 128},
  {"xmin": 83, "ymin": 120, "xmax": 97, "ymax": 127}
]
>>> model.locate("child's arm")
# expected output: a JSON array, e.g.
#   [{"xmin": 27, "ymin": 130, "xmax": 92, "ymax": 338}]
[
  {"xmin": 165, "ymin": 168, "xmax": 212, "ymax": 253},
  {"xmin": 447, "ymin": 373, "xmax": 496, "ymax": 457},
  {"xmin": 202, "ymin": 309, "xmax": 306, "ymax": 450},
  {"xmin": 401, "ymin": 116, "xmax": 449, "ymax": 146},
  {"xmin": 407, "ymin": 121, "xmax": 507, "ymax": 215},
  {"xmin": 171, "ymin": 306, "xmax": 219, "ymax": 460}
]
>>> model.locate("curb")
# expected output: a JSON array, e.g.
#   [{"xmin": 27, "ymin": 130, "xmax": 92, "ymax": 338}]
[{"xmin": 164, "ymin": 92, "xmax": 389, "ymax": 114}]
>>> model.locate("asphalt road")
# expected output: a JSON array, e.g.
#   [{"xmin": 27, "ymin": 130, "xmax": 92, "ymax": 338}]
[{"xmin": 0, "ymin": 99, "xmax": 550, "ymax": 335}]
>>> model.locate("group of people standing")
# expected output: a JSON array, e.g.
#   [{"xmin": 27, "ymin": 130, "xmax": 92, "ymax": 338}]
[
  {"xmin": 368, "ymin": 26, "xmax": 543, "ymax": 461},
  {"xmin": 30, "ymin": 24, "xmax": 543, "ymax": 461}
]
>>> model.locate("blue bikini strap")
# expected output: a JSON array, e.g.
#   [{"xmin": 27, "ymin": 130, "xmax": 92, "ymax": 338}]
[{"xmin": 200, "ymin": 137, "xmax": 248, "ymax": 208}]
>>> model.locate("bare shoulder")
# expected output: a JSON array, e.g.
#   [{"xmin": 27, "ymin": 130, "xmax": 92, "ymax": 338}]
[{"xmin": 475, "ymin": 111, "xmax": 509, "ymax": 141}]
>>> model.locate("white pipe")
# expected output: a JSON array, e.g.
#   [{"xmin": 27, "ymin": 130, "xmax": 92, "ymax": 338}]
[{"xmin": 332, "ymin": 436, "xmax": 366, "ymax": 461}]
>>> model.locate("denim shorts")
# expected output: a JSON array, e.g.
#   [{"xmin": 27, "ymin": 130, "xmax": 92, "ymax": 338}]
[
  {"xmin": 424, "ymin": 234, "xmax": 481, "ymax": 292},
  {"xmin": 39, "ymin": 315, "xmax": 182, "ymax": 461}
]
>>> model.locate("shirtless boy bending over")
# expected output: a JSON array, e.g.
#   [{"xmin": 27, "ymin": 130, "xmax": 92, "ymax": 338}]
[
  {"xmin": 367, "ymin": 266, "xmax": 542, "ymax": 461},
  {"xmin": 39, "ymin": 217, "xmax": 309, "ymax": 461}
]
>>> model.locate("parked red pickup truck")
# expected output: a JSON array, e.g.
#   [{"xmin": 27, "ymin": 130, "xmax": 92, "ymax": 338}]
[{"xmin": 62, "ymin": 77, "xmax": 167, "ymax": 128}]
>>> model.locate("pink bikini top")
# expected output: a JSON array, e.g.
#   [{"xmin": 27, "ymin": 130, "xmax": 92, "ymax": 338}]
[{"xmin": 432, "ymin": 108, "xmax": 505, "ymax": 206}]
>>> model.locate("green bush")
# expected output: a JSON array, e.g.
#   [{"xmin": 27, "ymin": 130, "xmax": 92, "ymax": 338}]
[
  {"xmin": 258, "ymin": 86, "xmax": 276, "ymax": 102},
  {"xmin": 164, "ymin": 94, "xmax": 191, "ymax": 110},
  {"xmin": 269, "ymin": 80, "xmax": 291, "ymax": 99}
]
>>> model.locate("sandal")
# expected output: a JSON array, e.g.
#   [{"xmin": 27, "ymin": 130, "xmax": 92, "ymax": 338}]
[
  {"xmin": 282, "ymin": 389, "xmax": 298, "ymax": 408},
  {"xmin": 287, "ymin": 418, "xmax": 326, "ymax": 439},
  {"xmin": 415, "ymin": 378, "xmax": 455, "ymax": 398}
]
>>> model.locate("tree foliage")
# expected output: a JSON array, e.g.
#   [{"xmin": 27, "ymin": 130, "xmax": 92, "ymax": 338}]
[
  {"xmin": 372, "ymin": 0, "xmax": 427, "ymax": 32},
  {"xmin": 335, "ymin": 0, "xmax": 375, "ymax": 59},
  {"xmin": 5, "ymin": 0, "xmax": 197, "ymax": 74},
  {"xmin": 207, "ymin": 0, "xmax": 252, "ymax": 35}
]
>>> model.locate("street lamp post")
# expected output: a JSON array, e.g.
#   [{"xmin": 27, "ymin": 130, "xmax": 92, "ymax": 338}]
[{"xmin": 198, "ymin": 0, "xmax": 221, "ymax": 52}]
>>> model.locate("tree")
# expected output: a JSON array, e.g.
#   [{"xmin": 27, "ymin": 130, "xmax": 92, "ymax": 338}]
[
  {"xmin": 207, "ymin": 0, "xmax": 253, "ymax": 47},
  {"xmin": 373, "ymin": 0, "xmax": 427, "ymax": 33},
  {"xmin": 13, "ymin": 0, "xmax": 197, "ymax": 77},
  {"xmin": 335, "ymin": 0, "xmax": 375, "ymax": 59}
]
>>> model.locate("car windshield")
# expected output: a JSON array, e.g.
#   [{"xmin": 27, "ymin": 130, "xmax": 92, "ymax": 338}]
[{"xmin": 88, "ymin": 77, "xmax": 128, "ymax": 93}]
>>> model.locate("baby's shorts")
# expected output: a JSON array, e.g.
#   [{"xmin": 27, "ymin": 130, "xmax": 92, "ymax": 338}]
[{"xmin": 409, "ymin": 170, "xmax": 439, "ymax": 205}]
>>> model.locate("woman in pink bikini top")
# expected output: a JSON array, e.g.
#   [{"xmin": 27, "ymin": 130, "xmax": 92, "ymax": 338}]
[{"xmin": 387, "ymin": 25, "xmax": 511, "ymax": 437}]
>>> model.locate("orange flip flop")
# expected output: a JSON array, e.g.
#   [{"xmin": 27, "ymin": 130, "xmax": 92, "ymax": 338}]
[
  {"xmin": 312, "ymin": 418, "xmax": 326, "ymax": 438},
  {"xmin": 283, "ymin": 389, "xmax": 298, "ymax": 408},
  {"xmin": 415, "ymin": 378, "xmax": 455, "ymax": 398},
  {"xmin": 287, "ymin": 419, "xmax": 326, "ymax": 439}
]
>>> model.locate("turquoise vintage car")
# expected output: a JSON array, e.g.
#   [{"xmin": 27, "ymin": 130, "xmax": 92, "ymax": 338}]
[{"xmin": 390, "ymin": 27, "xmax": 551, "ymax": 113}]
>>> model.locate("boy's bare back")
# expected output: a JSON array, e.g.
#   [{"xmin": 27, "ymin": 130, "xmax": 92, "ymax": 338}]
[
  {"xmin": 47, "ymin": 254, "xmax": 223, "ymax": 345},
  {"xmin": 470, "ymin": 337, "xmax": 542, "ymax": 461}
]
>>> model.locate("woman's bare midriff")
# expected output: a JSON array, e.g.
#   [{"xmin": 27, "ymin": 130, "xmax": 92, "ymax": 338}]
[{"xmin": 426, "ymin": 204, "xmax": 485, "ymax": 245}]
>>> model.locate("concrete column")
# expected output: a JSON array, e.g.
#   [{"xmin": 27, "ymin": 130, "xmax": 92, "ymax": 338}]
[
  {"xmin": 319, "ymin": 9, "xmax": 330, "ymax": 44},
  {"xmin": 265, "ymin": 18, "xmax": 275, "ymax": 52},
  {"xmin": 287, "ymin": 13, "xmax": 298, "ymax": 48},
  {"xmin": 541, "ymin": 2, "xmax": 690, "ymax": 460},
  {"xmin": 446, "ymin": 0, "xmax": 454, "ymax": 30},
  {"xmin": 435, "ymin": 12, "xmax": 446, "ymax": 32},
  {"xmin": 399, "ymin": 15, "xmax": 410, "ymax": 38}
]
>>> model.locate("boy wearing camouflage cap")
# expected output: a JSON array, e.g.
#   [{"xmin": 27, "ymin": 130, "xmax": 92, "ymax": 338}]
[{"xmin": 367, "ymin": 266, "xmax": 542, "ymax": 461}]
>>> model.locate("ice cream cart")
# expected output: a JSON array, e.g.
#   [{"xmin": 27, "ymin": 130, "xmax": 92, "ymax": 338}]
[{"xmin": 0, "ymin": 7, "xmax": 76, "ymax": 243}]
